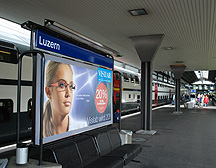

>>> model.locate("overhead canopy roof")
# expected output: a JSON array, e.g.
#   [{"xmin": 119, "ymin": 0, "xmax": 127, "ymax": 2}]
[
  {"xmin": 182, "ymin": 71, "xmax": 216, "ymax": 85},
  {"xmin": 208, "ymin": 70, "xmax": 216, "ymax": 83},
  {"xmin": 0, "ymin": 1, "xmax": 216, "ymax": 84},
  {"xmin": 182, "ymin": 71, "xmax": 198, "ymax": 85}
]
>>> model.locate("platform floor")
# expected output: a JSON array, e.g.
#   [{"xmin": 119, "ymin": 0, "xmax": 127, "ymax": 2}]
[{"xmin": 123, "ymin": 105, "xmax": 216, "ymax": 168}]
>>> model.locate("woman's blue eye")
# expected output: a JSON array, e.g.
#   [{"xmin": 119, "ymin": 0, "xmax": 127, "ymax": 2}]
[
  {"xmin": 69, "ymin": 85, "xmax": 73, "ymax": 90},
  {"xmin": 69, "ymin": 84, "xmax": 76, "ymax": 90},
  {"xmin": 59, "ymin": 82, "xmax": 66, "ymax": 88}
]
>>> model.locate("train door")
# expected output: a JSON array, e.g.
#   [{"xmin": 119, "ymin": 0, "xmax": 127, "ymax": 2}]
[
  {"xmin": 113, "ymin": 71, "xmax": 121, "ymax": 122},
  {"xmin": 154, "ymin": 84, "xmax": 158, "ymax": 106}
]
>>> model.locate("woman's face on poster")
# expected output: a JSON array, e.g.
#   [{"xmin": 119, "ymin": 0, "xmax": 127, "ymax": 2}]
[{"xmin": 48, "ymin": 64, "xmax": 73, "ymax": 116}]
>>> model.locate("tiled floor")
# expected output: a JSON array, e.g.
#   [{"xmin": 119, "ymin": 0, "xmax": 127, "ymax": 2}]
[{"xmin": 123, "ymin": 105, "xmax": 216, "ymax": 168}]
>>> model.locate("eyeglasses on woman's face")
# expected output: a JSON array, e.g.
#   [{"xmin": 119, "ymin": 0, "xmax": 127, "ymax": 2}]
[{"xmin": 48, "ymin": 79, "xmax": 76, "ymax": 92}]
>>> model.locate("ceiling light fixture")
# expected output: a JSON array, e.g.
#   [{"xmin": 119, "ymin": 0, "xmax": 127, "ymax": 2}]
[
  {"xmin": 163, "ymin": 47, "xmax": 173, "ymax": 50},
  {"xmin": 129, "ymin": 8, "xmax": 148, "ymax": 16},
  {"xmin": 175, "ymin": 61, "xmax": 184, "ymax": 64}
]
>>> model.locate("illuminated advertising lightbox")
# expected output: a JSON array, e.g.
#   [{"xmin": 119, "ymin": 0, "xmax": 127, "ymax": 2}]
[{"xmin": 35, "ymin": 54, "xmax": 113, "ymax": 144}]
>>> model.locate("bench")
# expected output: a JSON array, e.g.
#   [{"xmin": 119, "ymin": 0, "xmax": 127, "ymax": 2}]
[{"xmin": 29, "ymin": 127, "xmax": 142, "ymax": 168}]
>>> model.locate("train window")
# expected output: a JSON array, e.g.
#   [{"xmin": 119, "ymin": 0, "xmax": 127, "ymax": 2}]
[
  {"xmin": 128, "ymin": 94, "xmax": 131, "ymax": 99},
  {"xmin": 135, "ymin": 76, "xmax": 139, "ymax": 84},
  {"xmin": 133, "ymin": 94, "xmax": 136, "ymax": 99},
  {"xmin": 152, "ymin": 74, "xmax": 157, "ymax": 80},
  {"xmin": 114, "ymin": 73, "xmax": 120, "ymax": 81},
  {"xmin": 116, "ymin": 93, "xmax": 120, "ymax": 98},
  {"xmin": 123, "ymin": 73, "xmax": 129, "ymax": 82},
  {"xmin": 0, "ymin": 99, "xmax": 13, "ymax": 123},
  {"xmin": 115, "ymin": 99, "xmax": 120, "ymax": 110},
  {"xmin": 0, "ymin": 40, "xmax": 19, "ymax": 64},
  {"xmin": 28, "ymin": 98, "xmax": 32, "ymax": 119},
  {"xmin": 158, "ymin": 77, "xmax": 163, "ymax": 81},
  {"xmin": 130, "ymin": 74, "xmax": 135, "ymax": 83}
]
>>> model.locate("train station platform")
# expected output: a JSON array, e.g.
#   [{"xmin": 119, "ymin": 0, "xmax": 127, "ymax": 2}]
[
  {"xmin": 1, "ymin": 104, "xmax": 216, "ymax": 168},
  {"xmin": 122, "ymin": 105, "xmax": 216, "ymax": 168}
]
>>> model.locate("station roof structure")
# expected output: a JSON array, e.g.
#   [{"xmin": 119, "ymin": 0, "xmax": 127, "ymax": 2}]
[{"xmin": 0, "ymin": 0, "xmax": 216, "ymax": 84}]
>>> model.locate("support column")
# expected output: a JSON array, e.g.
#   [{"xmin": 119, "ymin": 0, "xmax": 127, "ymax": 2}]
[
  {"xmin": 141, "ymin": 61, "xmax": 152, "ymax": 130},
  {"xmin": 175, "ymin": 78, "xmax": 181, "ymax": 112},
  {"xmin": 130, "ymin": 34, "xmax": 164, "ymax": 135},
  {"xmin": 170, "ymin": 65, "xmax": 186, "ymax": 114}
]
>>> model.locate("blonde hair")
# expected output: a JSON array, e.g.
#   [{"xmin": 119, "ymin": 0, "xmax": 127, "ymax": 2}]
[{"xmin": 43, "ymin": 61, "xmax": 73, "ymax": 137}]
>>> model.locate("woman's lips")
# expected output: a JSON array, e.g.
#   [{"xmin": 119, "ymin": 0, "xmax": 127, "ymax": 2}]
[{"xmin": 64, "ymin": 101, "xmax": 71, "ymax": 107}]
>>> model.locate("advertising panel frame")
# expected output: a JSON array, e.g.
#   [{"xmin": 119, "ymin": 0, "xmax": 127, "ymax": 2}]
[
  {"xmin": 34, "ymin": 53, "xmax": 113, "ymax": 145},
  {"xmin": 30, "ymin": 27, "xmax": 113, "ymax": 145}
]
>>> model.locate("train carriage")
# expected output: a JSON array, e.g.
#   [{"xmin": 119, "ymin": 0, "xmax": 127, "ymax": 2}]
[
  {"xmin": 113, "ymin": 66, "xmax": 175, "ymax": 115},
  {"xmin": 0, "ymin": 40, "xmax": 32, "ymax": 146}
]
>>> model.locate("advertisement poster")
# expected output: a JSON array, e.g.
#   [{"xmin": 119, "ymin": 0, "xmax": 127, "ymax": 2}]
[{"xmin": 39, "ymin": 55, "xmax": 113, "ymax": 144}]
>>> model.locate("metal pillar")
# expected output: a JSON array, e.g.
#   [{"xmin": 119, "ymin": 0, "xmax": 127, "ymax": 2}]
[
  {"xmin": 170, "ymin": 65, "xmax": 186, "ymax": 114},
  {"xmin": 175, "ymin": 79, "xmax": 181, "ymax": 112},
  {"xmin": 141, "ymin": 62, "xmax": 152, "ymax": 130},
  {"xmin": 130, "ymin": 34, "xmax": 164, "ymax": 135}
]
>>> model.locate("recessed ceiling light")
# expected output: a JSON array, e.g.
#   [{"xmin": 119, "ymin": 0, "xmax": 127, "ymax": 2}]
[
  {"xmin": 176, "ymin": 61, "xmax": 184, "ymax": 63},
  {"xmin": 129, "ymin": 8, "xmax": 148, "ymax": 16},
  {"xmin": 163, "ymin": 47, "xmax": 173, "ymax": 50}
]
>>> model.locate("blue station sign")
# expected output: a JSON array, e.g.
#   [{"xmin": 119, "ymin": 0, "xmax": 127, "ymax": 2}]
[
  {"xmin": 190, "ymin": 89, "xmax": 196, "ymax": 93},
  {"xmin": 35, "ymin": 29, "xmax": 113, "ymax": 69}
]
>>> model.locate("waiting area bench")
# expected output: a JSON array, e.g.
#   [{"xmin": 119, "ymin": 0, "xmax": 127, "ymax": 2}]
[{"xmin": 30, "ymin": 127, "xmax": 142, "ymax": 168}]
